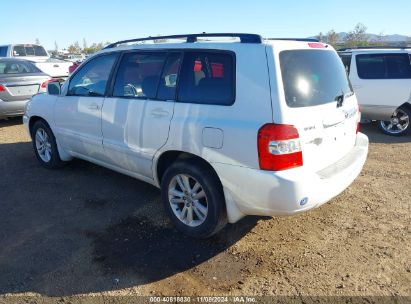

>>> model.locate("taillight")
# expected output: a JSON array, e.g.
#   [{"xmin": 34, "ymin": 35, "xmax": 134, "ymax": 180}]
[
  {"xmin": 257, "ymin": 124, "xmax": 303, "ymax": 171},
  {"xmin": 41, "ymin": 79, "xmax": 54, "ymax": 89},
  {"xmin": 41, "ymin": 80, "xmax": 49, "ymax": 89},
  {"xmin": 0, "ymin": 84, "xmax": 5, "ymax": 92},
  {"xmin": 355, "ymin": 103, "xmax": 361, "ymax": 134}
]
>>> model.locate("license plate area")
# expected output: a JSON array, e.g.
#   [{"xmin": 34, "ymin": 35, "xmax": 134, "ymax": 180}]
[{"xmin": 8, "ymin": 85, "xmax": 39, "ymax": 97}]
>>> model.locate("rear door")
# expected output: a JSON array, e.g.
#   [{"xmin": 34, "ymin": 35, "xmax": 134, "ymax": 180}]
[
  {"xmin": 101, "ymin": 51, "xmax": 179, "ymax": 178},
  {"xmin": 54, "ymin": 53, "xmax": 118, "ymax": 158},
  {"xmin": 275, "ymin": 47, "xmax": 359, "ymax": 172},
  {"xmin": 349, "ymin": 52, "xmax": 411, "ymax": 117}
]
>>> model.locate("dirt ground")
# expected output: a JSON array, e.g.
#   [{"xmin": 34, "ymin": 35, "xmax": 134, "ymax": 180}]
[{"xmin": 0, "ymin": 117, "xmax": 410, "ymax": 301}]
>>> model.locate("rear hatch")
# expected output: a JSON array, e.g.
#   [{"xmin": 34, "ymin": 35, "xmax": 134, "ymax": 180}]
[{"xmin": 271, "ymin": 43, "xmax": 360, "ymax": 172}]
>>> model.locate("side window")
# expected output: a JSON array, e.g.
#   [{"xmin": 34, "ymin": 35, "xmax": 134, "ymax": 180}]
[
  {"xmin": 356, "ymin": 53, "xmax": 411, "ymax": 79},
  {"xmin": 385, "ymin": 54, "xmax": 411, "ymax": 78},
  {"xmin": 0, "ymin": 47, "xmax": 7, "ymax": 57},
  {"xmin": 157, "ymin": 53, "xmax": 181, "ymax": 100},
  {"xmin": 356, "ymin": 54, "xmax": 385, "ymax": 79},
  {"xmin": 113, "ymin": 52, "xmax": 167, "ymax": 99},
  {"xmin": 178, "ymin": 51, "xmax": 235, "ymax": 105},
  {"xmin": 339, "ymin": 54, "xmax": 352, "ymax": 75},
  {"xmin": 68, "ymin": 53, "xmax": 117, "ymax": 97},
  {"xmin": 12, "ymin": 45, "xmax": 26, "ymax": 57}
]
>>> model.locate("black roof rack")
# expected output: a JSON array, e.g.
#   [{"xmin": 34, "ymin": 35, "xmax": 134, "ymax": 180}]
[
  {"xmin": 338, "ymin": 46, "xmax": 411, "ymax": 51},
  {"xmin": 104, "ymin": 33, "xmax": 263, "ymax": 49},
  {"xmin": 265, "ymin": 38, "xmax": 319, "ymax": 42}
]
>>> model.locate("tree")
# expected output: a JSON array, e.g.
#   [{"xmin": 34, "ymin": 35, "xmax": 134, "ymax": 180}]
[
  {"xmin": 316, "ymin": 32, "xmax": 324, "ymax": 42},
  {"xmin": 82, "ymin": 38, "xmax": 88, "ymax": 51},
  {"xmin": 325, "ymin": 30, "xmax": 338, "ymax": 46},
  {"xmin": 344, "ymin": 23, "xmax": 369, "ymax": 47},
  {"xmin": 68, "ymin": 41, "xmax": 81, "ymax": 53},
  {"xmin": 67, "ymin": 43, "xmax": 76, "ymax": 54},
  {"xmin": 74, "ymin": 41, "xmax": 81, "ymax": 53},
  {"xmin": 50, "ymin": 41, "xmax": 59, "ymax": 57},
  {"xmin": 375, "ymin": 31, "xmax": 385, "ymax": 46},
  {"xmin": 35, "ymin": 38, "xmax": 41, "ymax": 45}
]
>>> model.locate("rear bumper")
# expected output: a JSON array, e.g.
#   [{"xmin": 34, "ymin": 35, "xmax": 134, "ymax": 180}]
[
  {"xmin": 0, "ymin": 99, "xmax": 29, "ymax": 118},
  {"xmin": 212, "ymin": 133, "xmax": 369, "ymax": 223}
]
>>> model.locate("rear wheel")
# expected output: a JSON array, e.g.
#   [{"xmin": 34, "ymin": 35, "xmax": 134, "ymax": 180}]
[
  {"xmin": 31, "ymin": 120, "xmax": 66, "ymax": 169},
  {"xmin": 161, "ymin": 159, "xmax": 227, "ymax": 238},
  {"xmin": 379, "ymin": 106, "xmax": 411, "ymax": 136}
]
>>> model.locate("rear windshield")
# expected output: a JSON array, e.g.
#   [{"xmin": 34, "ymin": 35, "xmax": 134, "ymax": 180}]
[
  {"xmin": 0, "ymin": 60, "xmax": 41, "ymax": 74},
  {"xmin": 12, "ymin": 45, "xmax": 48, "ymax": 57},
  {"xmin": 280, "ymin": 50, "xmax": 353, "ymax": 108}
]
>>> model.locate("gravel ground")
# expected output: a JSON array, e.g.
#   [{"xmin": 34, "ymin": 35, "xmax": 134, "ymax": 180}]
[{"xmin": 0, "ymin": 117, "xmax": 410, "ymax": 301}]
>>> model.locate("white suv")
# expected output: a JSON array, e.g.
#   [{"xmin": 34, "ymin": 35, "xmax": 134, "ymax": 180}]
[
  {"xmin": 23, "ymin": 33, "xmax": 368, "ymax": 238},
  {"xmin": 339, "ymin": 48, "xmax": 411, "ymax": 136}
]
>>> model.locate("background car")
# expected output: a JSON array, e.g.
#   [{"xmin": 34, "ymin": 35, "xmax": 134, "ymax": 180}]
[
  {"xmin": 0, "ymin": 44, "xmax": 73, "ymax": 79},
  {"xmin": 68, "ymin": 61, "xmax": 81, "ymax": 74},
  {"xmin": 0, "ymin": 58, "xmax": 50, "ymax": 119},
  {"xmin": 339, "ymin": 48, "xmax": 411, "ymax": 136}
]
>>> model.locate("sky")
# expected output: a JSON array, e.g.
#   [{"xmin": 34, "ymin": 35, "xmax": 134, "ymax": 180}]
[{"xmin": 1, "ymin": 0, "xmax": 410, "ymax": 50}]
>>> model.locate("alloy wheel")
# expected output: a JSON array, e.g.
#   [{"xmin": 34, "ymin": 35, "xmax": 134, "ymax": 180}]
[
  {"xmin": 35, "ymin": 128, "xmax": 52, "ymax": 162},
  {"xmin": 380, "ymin": 108, "xmax": 410, "ymax": 135},
  {"xmin": 168, "ymin": 174, "xmax": 208, "ymax": 227}
]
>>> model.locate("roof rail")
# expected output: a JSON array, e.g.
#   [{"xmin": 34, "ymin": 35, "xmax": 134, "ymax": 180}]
[
  {"xmin": 338, "ymin": 46, "xmax": 411, "ymax": 51},
  {"xmin": 265, "ymin": 38, "xmax": 319, "ymax": 42},
  {"xmin": 104, "ymin": 33, "xmax": 263, "ymax": 49}
]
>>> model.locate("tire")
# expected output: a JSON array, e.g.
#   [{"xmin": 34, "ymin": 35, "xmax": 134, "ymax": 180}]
[
  {"xmin": 31, "ymin": 120, "xmax": 66, "ymax": 169},
  {"xmin": 161, "ymin": 158, "xmax": 227, "ymax": 238},
  {"xmin": 378, "ymin": 106, "xmax": 411, "ymax": 136}
]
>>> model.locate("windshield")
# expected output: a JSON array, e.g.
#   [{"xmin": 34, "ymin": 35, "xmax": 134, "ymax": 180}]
[
  {"xmin": 280, "ymin": 50, "xmax": 353, "ymax": 108},
  {"xmin": 13, "ymin": 45, "xmax": 48, "ymax": 57}
]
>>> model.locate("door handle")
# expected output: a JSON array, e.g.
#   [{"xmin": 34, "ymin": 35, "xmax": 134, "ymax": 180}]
[
  {"xmin": 352, "ymin": 85, "xmax": 362, "ymax": 90},
  {"xmin": 88, "ymin": 103, "xmax": 100, "ymax": 110},
  {"xmin": 150, "ymin": 108, "xmax": 169, "ymax": 117}
]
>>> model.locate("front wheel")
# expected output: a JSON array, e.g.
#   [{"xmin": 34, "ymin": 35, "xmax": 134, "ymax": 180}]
[
  {"xmin": 31, "ymin": 120, "xmax": 66, "ymax": 169},
  {"xmin": 161, "ymin": 159, "xmax": 227, "ymax": 238},
  {"xmin": 378, "ymin": 106, "xmax": 411, "ymax": 136}
]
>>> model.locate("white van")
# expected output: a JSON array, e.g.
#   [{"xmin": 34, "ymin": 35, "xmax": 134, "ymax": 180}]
[
  {"xmin": 23, "ymin": 34, "xmax": 368, "ymax": 238},
  {"xmin": 339, "ymin": 48, "xmax": 411, "ymax": 136}
]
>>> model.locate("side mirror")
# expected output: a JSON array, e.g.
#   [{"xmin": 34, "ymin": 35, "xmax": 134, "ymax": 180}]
[{"xmin": 47, "ymin": 81, "xmax": 61, "ymax": 95}]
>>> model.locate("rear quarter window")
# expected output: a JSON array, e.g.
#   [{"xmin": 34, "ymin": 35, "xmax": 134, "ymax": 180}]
[
  {"xmin": 177, "ymin": 51, "xmax": 235, "ymax": 106},
  {"xmin": 356, "ymin": 53, "xmax": 411, "ymax": 79},
  {"xmin": 280, "ymin": 50, "xmax": 353, "ymax": 108}
]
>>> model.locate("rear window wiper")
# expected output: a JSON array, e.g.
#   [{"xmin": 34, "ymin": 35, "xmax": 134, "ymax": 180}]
[{"xmin": 334, "ymin": 93, "xmax": 344, "ymax": 108}]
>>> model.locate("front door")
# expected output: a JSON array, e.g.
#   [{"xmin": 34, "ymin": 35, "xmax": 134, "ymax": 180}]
[{"xmin": 54, "ymin": 53, "xmax": 118, "ymax": 158}]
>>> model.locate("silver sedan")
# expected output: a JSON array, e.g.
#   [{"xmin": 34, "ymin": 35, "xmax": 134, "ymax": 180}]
[{"xmin": 0, "ymin": 58, "xmax": 51, "ymax": 119}]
